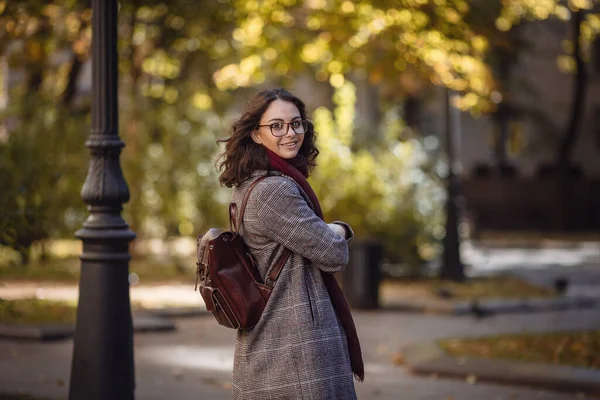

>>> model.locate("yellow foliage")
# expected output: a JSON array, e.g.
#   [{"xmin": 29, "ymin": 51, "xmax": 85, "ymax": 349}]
[
  {"xmin": 329, "ymin": 73, "xmax": 345, "ymax": 88},
  {"xmin": 192, "ymin": 93, "xmax": 213, "ymax": 110},
  {"xmin": 309, "ymin": 82, "xmax": 444, "ymax": 263}
]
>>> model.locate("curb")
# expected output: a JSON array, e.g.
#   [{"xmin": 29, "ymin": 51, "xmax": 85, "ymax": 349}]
[
  {"xmin": 0, "ymin": 314, "xmax": 176, "ymax": 341},
  {"xmin": 385, "ymin": 296, "xmax": 597, "ymax": 316},
  {"xmin": 401, "ymin": 342, "xmax": 600, "ymax": 397},
  {"xmin": 0, "ymin": 323, "xmax": 74, "ymax": 341}
]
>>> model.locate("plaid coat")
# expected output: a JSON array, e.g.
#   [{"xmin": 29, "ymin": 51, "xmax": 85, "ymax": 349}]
[{"xmin": 230, "ymin": 170, "xmax": 357, "ymax": 400}]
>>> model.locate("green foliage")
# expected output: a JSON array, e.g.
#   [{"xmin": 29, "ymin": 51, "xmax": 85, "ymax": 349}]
[
  {"xmin": 118, "ymin": 98, "xmax": 231, "ymax": 238},
  {"xmin": 0, "ymin": 0, "xmax": 235, "ymax": 250},
  {"xmin": 5, "ymin": 0, "xmax": 595, "ymax": 269},
  {"xmin": 0, "ymin": 97, "xmax": 88, "ymax": 263},
  {"xmin": 310, "ymin": 82, "xmax": 444, "ymax": 266},
  {"xmin": 111, "ymin": 1, "xmax": 241, "ymax": 238}
]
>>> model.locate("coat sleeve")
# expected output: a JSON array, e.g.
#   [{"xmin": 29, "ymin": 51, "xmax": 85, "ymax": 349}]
[{"xmin": 250, "ymin": 177, "xmax": 349, "ymax": 273}]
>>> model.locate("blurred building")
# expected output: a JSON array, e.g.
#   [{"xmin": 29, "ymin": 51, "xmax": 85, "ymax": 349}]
[{"xmin": 421, "ymin": 18, "xmax": 600, "ymax": 233}]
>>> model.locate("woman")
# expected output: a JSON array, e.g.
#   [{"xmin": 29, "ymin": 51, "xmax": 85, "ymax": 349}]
[{"xmin": 217, "ymin": 88, "xmax": 364, "ymax": 399}]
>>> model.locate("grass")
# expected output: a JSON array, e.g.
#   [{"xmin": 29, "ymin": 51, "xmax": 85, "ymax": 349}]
[
  {"xmin": 440, "ymin": 330, "xmax": 600, "ymax": 370},
  {"xmin": 428, "ymin": 276, "xmax": 555, "ymax": 299},
  {"xmin": 0, "ymin": 256, "xmax": 194, "ymax": 283},
  {"xmin": 0, "ymin": 298, "xmax": 77, "ymax": 324},
  {"xmin": 0, "ymin": 297, "xmax": 197, "ymax": 324},
  {"xmin": 381, "ymin": 275, "xmax": 556, "ymax": 306}
]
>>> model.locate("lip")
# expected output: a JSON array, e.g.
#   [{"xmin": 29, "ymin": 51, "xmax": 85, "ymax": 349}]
[{"xmin": 280, "ymin": 141, "xmax": 298, "ymax": 147}]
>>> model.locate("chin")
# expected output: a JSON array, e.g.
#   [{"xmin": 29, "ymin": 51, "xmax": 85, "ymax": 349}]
[{"xmin": 280, "ymin": 150, "xmax": 299, "ymax": 159}]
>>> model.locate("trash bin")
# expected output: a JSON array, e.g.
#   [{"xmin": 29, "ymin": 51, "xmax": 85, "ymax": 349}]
[{"xmin": 341, "ymin": 239, "xmax": 382, "ymax": 309}]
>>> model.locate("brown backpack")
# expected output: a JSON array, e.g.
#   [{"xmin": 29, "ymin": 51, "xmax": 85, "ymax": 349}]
[{"xmin": 195, "ymin": 176, "xmax": 291, "ymax": 330}]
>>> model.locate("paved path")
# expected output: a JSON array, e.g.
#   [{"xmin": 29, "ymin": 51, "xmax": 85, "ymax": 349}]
[
  {"xmin": 461, "ymin": 241, "xmax": 600, "ymax": 302},
  {"xmin": 2, "ymin": 242, "xmax": 599, "ymax": 399},
  {"xmin": 2, "ymin": 306, "xmax": 600, "ymax": 400},
  {"xmin": 462, "ymin": 240, "xmax": 600, "ymax": 272}
]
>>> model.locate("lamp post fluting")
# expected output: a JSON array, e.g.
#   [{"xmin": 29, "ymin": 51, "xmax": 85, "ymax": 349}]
[{"xmin": 69, "ymin": 0, "xmax": 136, "ymax": 399}]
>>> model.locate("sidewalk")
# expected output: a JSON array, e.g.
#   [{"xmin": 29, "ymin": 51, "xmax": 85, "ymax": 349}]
[
  {"xmin": 2, "ymin": 242, "xmax": 600, "ymax": 398},
  {"xmin": 402, "ymin": 342, "xmax": 600, "ymax": 397},
  {"xmin": 2, "ymin": 304, "xmax": 600, "ymax": 399}
]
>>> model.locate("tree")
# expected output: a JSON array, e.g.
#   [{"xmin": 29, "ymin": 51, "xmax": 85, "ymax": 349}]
[
  {"xmin": 495, "ymin": 0, "xmax": 600, "ymax": 170},
  {"xmin": 214, "ymin": 0, "xmax": 498, "ymax": 113},
  {"xmin": 310, "ymin": 81, "xmax": 444, "ymax": 270},
  {"xmin": 0, "ymin": 1, "xmax": 91, "ymax": 263},
  {"xmin": 5, "ymin": 0, "xmax": 595, "ymax": 268},
  {"xmin": 0, "ymin": 1, "xmax": 238, "ymax": 258},
  {"xmin": 559, "ymin": 7, "xmax": 588, "ymax": 169}
]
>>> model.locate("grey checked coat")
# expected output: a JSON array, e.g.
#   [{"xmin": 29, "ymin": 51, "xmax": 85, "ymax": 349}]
[{"xmin": 230, "ymin": 170, "xmax": 357, "ymax": 400}]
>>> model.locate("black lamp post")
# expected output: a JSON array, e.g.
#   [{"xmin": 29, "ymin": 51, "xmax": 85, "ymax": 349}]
[
  {"xmin": 69, "ymin": 0, "xmax": 136, "ymax": 399},
  {"xmin": 440, "ymin": 88, "xmax": 465, "ymax": 281}
]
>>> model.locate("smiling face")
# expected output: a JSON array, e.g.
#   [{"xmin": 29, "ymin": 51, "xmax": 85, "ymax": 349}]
[{"xmin": 252, "ymin": 99, "xmax": 305, "ymax": 159}]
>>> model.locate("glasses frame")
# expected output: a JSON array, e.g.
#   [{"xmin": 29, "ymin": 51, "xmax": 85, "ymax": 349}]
[{"xmin": 257, "ymin": 120, "xmax": 309, "ymax": 137}]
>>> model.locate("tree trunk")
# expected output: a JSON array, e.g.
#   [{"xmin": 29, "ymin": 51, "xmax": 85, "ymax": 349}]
[
  {"xmin": 18, "ymin": 246, "xmax": 30, "ymax": 266},
  {"xmin": 556, "ymin": 9, "xmax": 587, "ymax": 231},
  {"xmin": 494, "ymin": 103, "xmax": 510, "ymax": 168},
  {"xmin": 62, "ymin": 54, "xmax": 83, "ymax": 107},
  {"xmin": 440, "ymin": 89, "xmax": 465, "ymax": 281},
  {"xmin": 557, "ymin": 9, "xmax": 587, "ymax": 168},
  {"xmin": 40, "ymin": 240, "xmax": 49, "ymax": 263}
]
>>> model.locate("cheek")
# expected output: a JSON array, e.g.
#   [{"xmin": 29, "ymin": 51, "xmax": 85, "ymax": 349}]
[
  {"xmin": 261, "ymin": 135, "xmax": 281, "ymax": 152},
  {"xmin": 256, "ymin": 131, "xmax": 268, "ymax": 145},
  {"xmin": 264, "ymin": 134, "xmax": 279, "ymax": 148},
  {"xmin": 299, "ymin": 134, "xmax": 307, "ymax": 147}
]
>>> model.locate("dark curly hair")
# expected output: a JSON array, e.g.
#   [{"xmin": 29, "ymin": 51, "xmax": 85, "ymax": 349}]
[{"xmin": 216, "ymin": 88, "xmax": 319, "ymax": 187}]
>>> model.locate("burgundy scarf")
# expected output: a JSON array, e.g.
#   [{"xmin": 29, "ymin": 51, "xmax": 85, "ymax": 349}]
[{"xmin": 266, "ymin": 148, "xmax": 365, "ymax": 382}]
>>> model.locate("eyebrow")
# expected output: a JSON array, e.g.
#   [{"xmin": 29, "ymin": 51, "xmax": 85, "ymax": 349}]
[{"xmin": 266, "ymin": 116, "xmax": 301, "ymax": 123}]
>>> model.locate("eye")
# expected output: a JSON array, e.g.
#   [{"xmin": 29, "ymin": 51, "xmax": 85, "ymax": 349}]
[
  {"xmin": 291, "ymin": 120, "xmax": 302, "ymax": 127},
  {"xmin": 270, "ymin": 122, "xmax": 284, "ymax": 130}
]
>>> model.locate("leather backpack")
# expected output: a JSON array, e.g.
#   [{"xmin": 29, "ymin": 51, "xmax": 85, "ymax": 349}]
[{"xmin": 195, "ymin": 176, "xmax": 291, "ymax": 330}]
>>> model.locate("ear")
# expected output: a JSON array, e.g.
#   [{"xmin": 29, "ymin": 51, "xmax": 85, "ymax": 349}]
[{"xmin": 251, "ymin": 129, "xmax": 262, "ymax": 145}]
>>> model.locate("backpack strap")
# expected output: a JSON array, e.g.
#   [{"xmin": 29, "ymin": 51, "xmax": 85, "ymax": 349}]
[
  {"xmin": 266, "ymin": 248, "xmax": 291, "ymax": 286},
  {"xmin": 229, "ymin": 175, "xmax": 269, "ymax": 234},
  {"xmin": 237, "ymin": 176, "xmax": 268, "ymax": 232},
  {"xmin": 229, "ymin": 203, "xmax": 238, "ymax": 232},
  {"xmin": 231, "ymin": 174, "xmax": 293, "ymax": 286}
]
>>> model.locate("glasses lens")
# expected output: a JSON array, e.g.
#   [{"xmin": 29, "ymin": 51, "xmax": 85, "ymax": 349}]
[
  {"xmin": 271, "ymin": 123, "xmax": 285, "ymax": 136},
  {"xmin": 291, "ymin": 120, "xmax": 307, "ymax": 134},
  {"xmin": 269, "ymin": 120, "xmax": 308, "ymax": 136}
]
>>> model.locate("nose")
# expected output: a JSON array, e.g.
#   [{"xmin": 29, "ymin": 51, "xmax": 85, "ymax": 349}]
[{"xmin": 284, "ymin": 125, "xmax": 295, "ymax": 137}]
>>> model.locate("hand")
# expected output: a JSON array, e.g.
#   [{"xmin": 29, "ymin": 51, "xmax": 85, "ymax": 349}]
[{"xmin": 327, "ymin": 223, "xmax": 347, "ymax": 238}]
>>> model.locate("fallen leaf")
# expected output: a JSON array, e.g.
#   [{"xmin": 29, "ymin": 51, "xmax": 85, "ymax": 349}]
[
  {"xmin": 465, "ymin": 374, "xmax": 477, "ymax": 384},
  {"xmin": 392, "ymin": 353, "xmax": 404, "ymax": 365}
]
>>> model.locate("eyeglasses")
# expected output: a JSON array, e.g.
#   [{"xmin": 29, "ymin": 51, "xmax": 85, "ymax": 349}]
[{"xmin": 257, "ymin": 120, "xmax": 308, "ymax": 137}]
